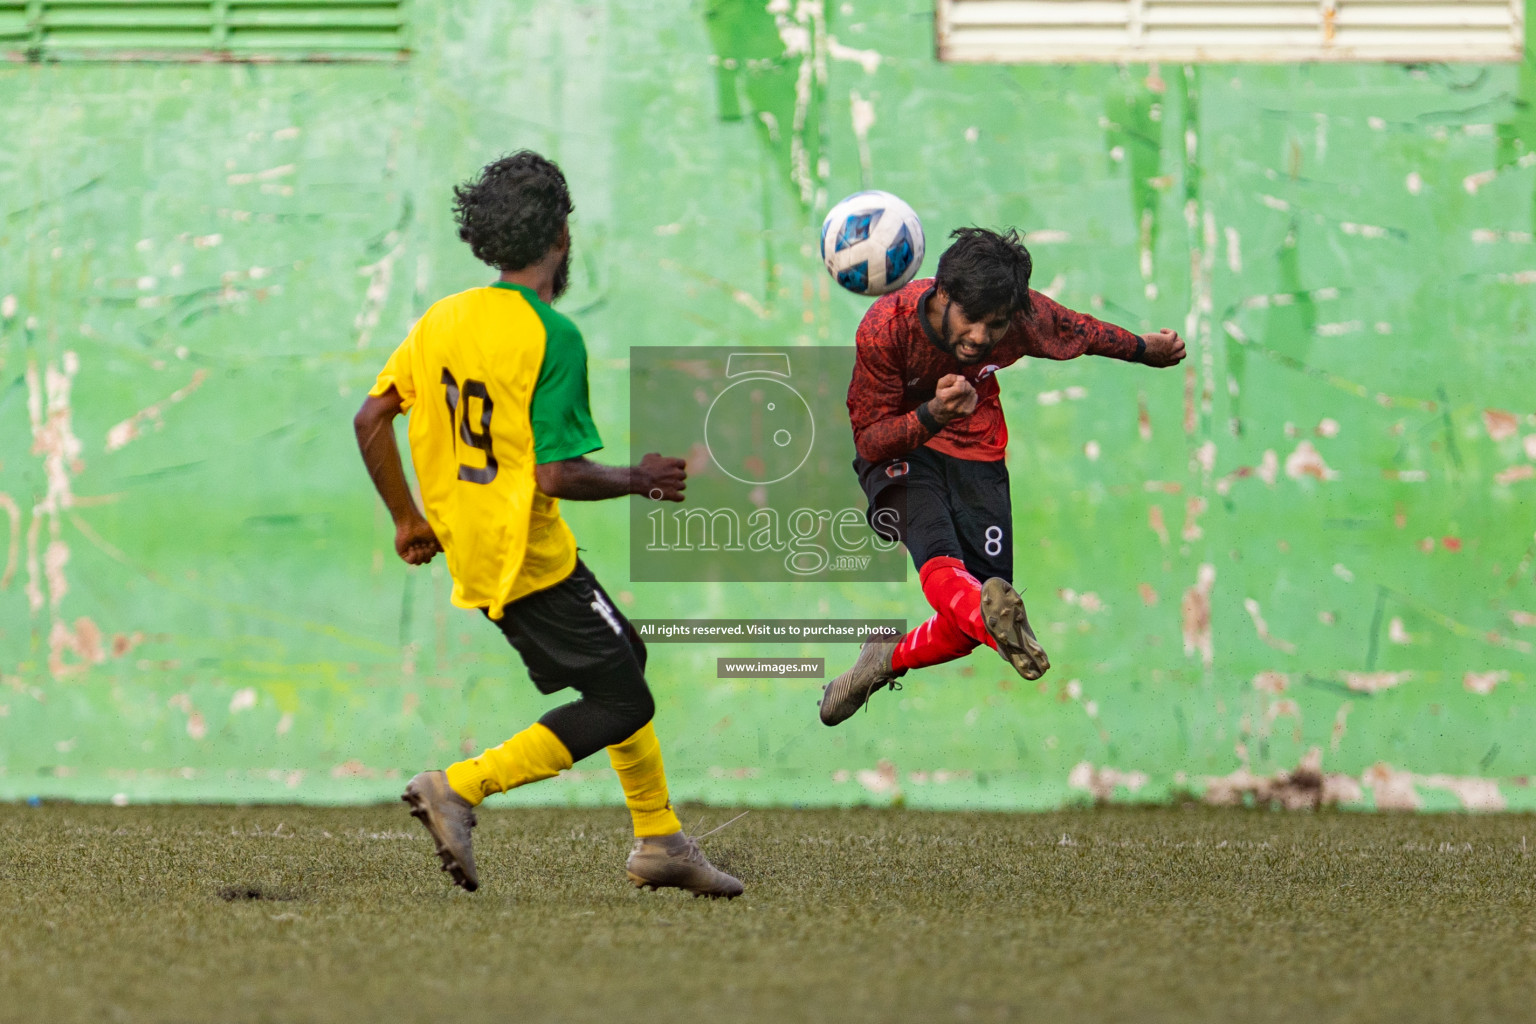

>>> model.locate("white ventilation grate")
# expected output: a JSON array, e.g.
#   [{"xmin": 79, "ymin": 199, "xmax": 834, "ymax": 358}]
[{"xmin": 937, "ymin": 0, "xmax": 1524, "ymax": 62}]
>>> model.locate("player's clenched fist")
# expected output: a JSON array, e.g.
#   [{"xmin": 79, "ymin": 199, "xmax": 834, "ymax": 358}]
[
  {"xmin": 633, "ymin": 452, "xmax": 687, "ymax": 502},
  {"xmin": 395, "ymin": 516, "xmax": 442, "ymax": 565},
  {"xmin": 1142, "ymin": 329, "xmax": 1186, "ymax": 368},
  {"xmin": 929, "ymin": 373, "xmax": 979, "ymax": 425}
]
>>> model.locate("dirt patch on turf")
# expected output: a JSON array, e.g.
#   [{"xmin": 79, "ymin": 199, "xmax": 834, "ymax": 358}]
[{"xmin": 217, "ymin": 885, "xmax": 297, "ymax": 902}]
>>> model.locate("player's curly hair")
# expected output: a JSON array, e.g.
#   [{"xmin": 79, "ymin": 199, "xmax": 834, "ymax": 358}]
[
  {"xmin": 934, "ymin": 227, "xmax": 1033, "ymax": 319},
  {"xmin": 452, "ymin": 151, "xmax": 573, "ymax": 271}
]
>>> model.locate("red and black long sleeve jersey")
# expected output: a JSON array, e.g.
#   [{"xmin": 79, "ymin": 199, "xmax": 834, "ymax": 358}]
[{"xmin": 847, "ymin": 278, "xmax": 1142, "ymax": 463}]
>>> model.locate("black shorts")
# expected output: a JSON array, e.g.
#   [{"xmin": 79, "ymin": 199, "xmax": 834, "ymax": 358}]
[
  {"xmin": 489, "ymin": 559, "xmax": 647, "ymax": 696},
  {"xmin": 855, "ymin": 446, "xmax": 1013, "ymax": 582}
]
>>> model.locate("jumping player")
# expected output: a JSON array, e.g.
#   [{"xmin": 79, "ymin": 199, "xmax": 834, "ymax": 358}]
[
  {"xmin": 820, "ymin": 227, "xmax": 1186, "ymax": 725},
  {"xmin": 354, "ymin": 151, "xmax": 742, "ymax": 897}
]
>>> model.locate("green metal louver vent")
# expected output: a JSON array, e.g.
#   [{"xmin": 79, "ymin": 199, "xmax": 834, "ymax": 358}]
[{"xmin": 0, "ymin": 0, "xmax": 408, "ymax": 61}]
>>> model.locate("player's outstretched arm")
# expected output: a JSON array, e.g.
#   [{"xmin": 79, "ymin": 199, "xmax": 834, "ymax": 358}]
[
  {"xmin": 536, "ymin": 452, "xmax": 686, "ymax": 502},
  {"xmin": 1026, "ymin": 290, "xmax": 1185, "ymax": 368},
  {"xmin": 353, "ymin": 387, "xmax": 442, "ymax": 565}
]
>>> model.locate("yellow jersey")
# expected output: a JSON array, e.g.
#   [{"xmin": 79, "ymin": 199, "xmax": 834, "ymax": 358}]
[{"xmin": 370, "ymin": 282, "xmax": 602, "ymax": 617}]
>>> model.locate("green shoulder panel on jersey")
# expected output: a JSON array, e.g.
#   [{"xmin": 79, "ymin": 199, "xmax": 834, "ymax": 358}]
[{"xmin": 492, "ymin": 282, "xmax": 605, "ymax": 464}]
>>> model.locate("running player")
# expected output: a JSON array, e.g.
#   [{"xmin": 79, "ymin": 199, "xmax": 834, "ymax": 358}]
[
  {"xmin": 354, "ymin": 151, "xmax": 742, "ymax": 897},
  {"xmin": 821, "ymin": 227, "xmax": 1186, "ymax": 725}
]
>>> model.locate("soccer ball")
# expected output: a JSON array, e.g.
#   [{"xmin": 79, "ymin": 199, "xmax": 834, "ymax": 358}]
[{"xmin": 820, "ymin": 190, "xmax": 925, "ymax": 297}]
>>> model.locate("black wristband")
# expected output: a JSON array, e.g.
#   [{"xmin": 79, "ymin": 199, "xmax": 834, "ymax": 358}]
[
  {"xmin": 915, "ymin": 402, "xmax": 943, "ymax": 435},
  {"xmin": 1133, "ymin": 336, "xmax": 1147, "ymax": 363}
]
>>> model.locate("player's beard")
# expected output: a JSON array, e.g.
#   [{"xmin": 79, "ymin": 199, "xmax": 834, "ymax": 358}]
[{"xmin": 550, "ymin": 246, "xmax": 572, "ymax": 302}]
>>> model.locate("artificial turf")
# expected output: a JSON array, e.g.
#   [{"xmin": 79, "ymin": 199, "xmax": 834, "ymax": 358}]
[{"xmin": 2, "ymin": 802, "xmax": 1533, "ymax": 1023}]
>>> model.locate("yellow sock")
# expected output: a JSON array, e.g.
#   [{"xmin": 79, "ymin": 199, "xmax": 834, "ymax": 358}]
[
  {"xmin": 606, "ymin": 721, "xmax": 683, "ymax": 837},
  {"xmin": 445, "ymin": 722, "xmax": 573, "ymax": 806}
]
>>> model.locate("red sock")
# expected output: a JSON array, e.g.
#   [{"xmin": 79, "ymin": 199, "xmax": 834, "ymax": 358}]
[
  {"xmin": 918, "ymin": 556, "xmax": 998, "ymax": 651},
  {"xmin": 892, "ymin": 612, "xmax": 978, "ymax": 671}
]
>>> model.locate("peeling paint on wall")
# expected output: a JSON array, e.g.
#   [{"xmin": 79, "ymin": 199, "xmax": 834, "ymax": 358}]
[{"xmin": 2, "ymin": 0, "xmax": 1535, "ymax": 807}]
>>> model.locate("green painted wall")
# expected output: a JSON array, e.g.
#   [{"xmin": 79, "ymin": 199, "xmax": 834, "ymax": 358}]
[{"xmin": 3, "ymin": 1, "xmax": 1535, "ymax": 810}]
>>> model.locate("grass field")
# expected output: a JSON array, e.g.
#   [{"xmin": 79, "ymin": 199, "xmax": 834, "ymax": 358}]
[{"xmin": 2, "ymin": 802, "xmax": 1534, "ymax": 1023}]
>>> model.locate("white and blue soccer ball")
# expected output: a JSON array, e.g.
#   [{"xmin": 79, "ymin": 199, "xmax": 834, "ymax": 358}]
[{"xmin": 820, "ymin": 190, "xmax": 925, "ymax": 297}]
